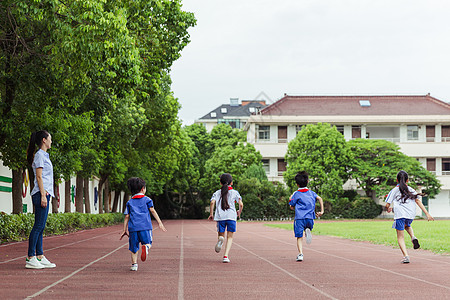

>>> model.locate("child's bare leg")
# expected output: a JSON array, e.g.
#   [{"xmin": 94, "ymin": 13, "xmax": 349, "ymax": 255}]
[
  {"xmin": 405, "ymin": 226, "xmax": 415, "ymax": 239},
  {"xmin": 297, "ymin": 237, "xmax": 303, "ymax": 254},
  {"xmin": 131, "ymin": 251, "xmax": 138, "ymax": 264},
  {"xmin": 396, "ymin": 230, "xmax": 408, "ymax": 257},
  {"xmin": 224, "ymin": 231, "xmax": 234, "ymax": 257},
  {"xmin": 218, "ymin": 232, "xmax": 225, "ymax": 239}
]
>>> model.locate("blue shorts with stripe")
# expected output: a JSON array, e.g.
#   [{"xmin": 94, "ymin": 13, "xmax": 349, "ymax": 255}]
[
  {"xmin": 392, "ymin": 218, "xmax": 413, "ymax": 231},
  {"xmin": 217, "ymin": 220, "xmax": 236, "ymax": 233},
  {"xmin": 293, "ymin": 219, "xmax": 314, "ymax": 238},
  {"xmin": 129, "ymin": 230, "xmax": 152, "ymax": 253}
]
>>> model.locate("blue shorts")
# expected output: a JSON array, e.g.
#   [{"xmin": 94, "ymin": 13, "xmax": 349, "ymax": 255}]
[
  {"xmin": 294, "ymin": 219, "xmax": 314, "ymax": 238},
  {"xmin": 129, "ymin": 230, "xmax": 152, "ymax": 253},
  {"xmin": 217, "ymin": 220, "xmax": 236, "ymax": 233},
  {"xmin": 392, "ymin": 218, "xmax": 413, "ymax": 231}
]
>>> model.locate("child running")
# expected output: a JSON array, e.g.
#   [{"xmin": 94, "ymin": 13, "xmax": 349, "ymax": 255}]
[
  {"xmin": 120, "ymin": 177, "xmax": 167, "ymax": 271},
  {"xmin": 208, "ymin": 173, "xmax": 243, "ymax": 263},
  {"xmin": 385, "ymin": 170, "xmax": 434, "ymax": 263},
  {"xmin": 289, "ymin": 171, "xmax": 324, "ymax": 262}
]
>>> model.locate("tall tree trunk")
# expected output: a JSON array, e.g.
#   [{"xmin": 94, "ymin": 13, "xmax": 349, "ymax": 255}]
[
  {"xmin": 122, "ymin": 191, "xmax": 129, "ymax": 213},
  {"xmin": 12, "ymin": 169, "xmax": 23, "ymax": 214},
  {"xmin": 75, "ymin": 175, "xmax": 84, "ymax": 213},
  {"xmin": 51, "ymin": 182, "xmax": 59, "ymax": 213},
  {"xmin": 65, "ymin": 179, "xmax": 71, "ymax": 213},
  {"xmin": 112, "ymin": 191, "xmax": 120, "ymax": 213},
  {"xmin": 97, "ymin": 175, "xmax": 107, "ymax": 214},
  {"xmin": 84, "ymin": 178, "xmax": 91, "ymax": 214},
  {"xmin": 104, "ymin": 178, "xmax": 110, "ymax": 213}
]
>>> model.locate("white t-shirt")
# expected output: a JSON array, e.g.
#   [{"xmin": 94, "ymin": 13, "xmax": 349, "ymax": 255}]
[
  {"xmin": 211, "ymin": 189, "xmax": 242, "ymax": 221},
  {"xmin": 385, "ymin": 186, "xmax": 418, "ymax": 219}
]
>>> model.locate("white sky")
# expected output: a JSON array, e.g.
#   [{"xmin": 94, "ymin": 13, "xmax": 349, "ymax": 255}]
[{"xmin": 170, "ymin": 0, "xmax": 450, "ymax": 125}]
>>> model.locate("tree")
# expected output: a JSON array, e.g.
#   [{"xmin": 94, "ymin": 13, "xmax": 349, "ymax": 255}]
[
  {"xmin": 348, "ymin": 139, "xmax": 441, "ymax": 199},
  {"xmin": 284, "ymin": 123, "xmax": 352, "ymax": 202}
]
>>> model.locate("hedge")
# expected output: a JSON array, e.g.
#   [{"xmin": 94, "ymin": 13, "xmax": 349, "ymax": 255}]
[{"xmin": 0, "ymin": 212, "xmax": 124, "ymax": 244}]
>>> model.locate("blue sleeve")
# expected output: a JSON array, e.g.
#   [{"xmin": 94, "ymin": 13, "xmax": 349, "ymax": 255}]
[
  {"xmin": 147, "ymin": 197, "xmax": 154, "ymax": 208},
  {"xmin": 288, "ymin": 192, "xmax": 297, "ymax": 206},
  {"xmin": 124, "ymin": 202, "xmax": 130, "ymax": 215}
]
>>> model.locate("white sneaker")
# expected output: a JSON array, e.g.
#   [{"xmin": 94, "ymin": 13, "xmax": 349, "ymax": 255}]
[
  {"xmin": 215, "ymin": 236, "xmax": 224, "ymax": 253},
  {"xmin": 26, "ymin": 257, "xmax": 45, "ymax": 269},
  {"xmin": 38, "ymin": 256, "xmax": 56, "ymax": 268},
  {"xmin": 222, "ymin": 256, "xmax": 230, "ymax": 263},
  {"xmin": 130, "ymin": 264, "xmax": 138, "ymax": 271},
  {"xmin": 296, "ymin": 254, "xmax": 304, "ymax": 262},
  {"xmin": 305, "ymin": 228, "xmax": 312, "ymax": 244}
]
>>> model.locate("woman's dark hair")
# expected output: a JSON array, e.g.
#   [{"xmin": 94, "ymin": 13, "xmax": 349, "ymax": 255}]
[
  {"xmin": 219, "ymin": 173, "xmax": 233, "ymax": 211},
  {"xmin": 397, "ymin": 170, "xmax": 417, "ymax": 203},
  {"xmin": 127, "ymin": 177, "xmax": 146, "ymax": 195},
  {"xmin": 27, "ymin": 130, "xmax": 50, "ymax": 166}
]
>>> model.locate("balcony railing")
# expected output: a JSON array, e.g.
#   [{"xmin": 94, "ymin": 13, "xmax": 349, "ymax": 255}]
[
  {"xmin": 442, "ymin": 137, "xmax": 450, "ymax": 142},
  {"xmin": 277, "ymin": 138, "xmax": 288, "ymax": 143},
  {"xmin": 442, "ymin": 171, "xmax": 450, "ymax": 176},
  {"xmin": 426, "ymin": 137, "xmax": 436, "ymax": 142},
  {"xmin": 367, "ymin": 137, "xmax": 400, "ymax": 143}
]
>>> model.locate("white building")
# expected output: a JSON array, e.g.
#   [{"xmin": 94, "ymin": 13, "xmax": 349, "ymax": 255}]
[
  {"xmin": 245, "ymin": 94, "xmax": 450, "ymax": 218},
  {"xmin": 196, "ymin": 98, "xmax": 266, "ymax": 132}
]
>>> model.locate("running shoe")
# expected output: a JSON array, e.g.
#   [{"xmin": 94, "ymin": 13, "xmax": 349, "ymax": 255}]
[
  {"xmin": 401, "ymin": 256, "xmax": 410, "ymax": 264},
  {"xmin": 296, "ymin": 254, "xmax": 304, "ymax": 262},
  {"xmin": 305, "ymin": 228, "xmax": 312, "ymax": 244},
  {"xmin": 412, "ymin": 238, "xmax": 420, "ymax": 249},
  {"xmin": 141, "ymin": 245, "xmax": 149, "ymax": 261},
  {"xmin": 130, "ymin": 263, "xmax": 138, "ymax": 271},
  {"xmin": 215, "ymin": 236, "xmax": 224, "ymax": 253},
  {"xmin": 25, "ymin": 257, "xmax": 45, "ymax": 269},
  {"xmin": 223, "ymin": 256, "xmax": 230, "ymax": 263},
  {"xmin": 38, "ymin": 256, "xmax": 56, "ymax": 268}
]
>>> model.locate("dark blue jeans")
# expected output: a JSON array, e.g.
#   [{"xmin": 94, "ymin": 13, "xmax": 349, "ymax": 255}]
[{"xmin": 28, "ymin": 192, "xmax": 50, "ymax": 257}]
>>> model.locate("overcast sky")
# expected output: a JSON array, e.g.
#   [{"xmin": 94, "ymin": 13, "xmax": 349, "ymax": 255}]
[{"xmin": 170, "ymin": 0, "xmax": 450, "ymax": 125}]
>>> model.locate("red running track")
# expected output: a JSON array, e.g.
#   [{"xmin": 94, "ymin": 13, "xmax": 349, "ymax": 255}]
[{"xmin": 1, "ymin": 220, "xmax": 449, "ymax": 299}]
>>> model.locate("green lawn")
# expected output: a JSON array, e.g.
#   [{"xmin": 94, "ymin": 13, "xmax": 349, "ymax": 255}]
[{"xmin": 266, "ymin": 220, "xmax": 450, "ymax": 255}]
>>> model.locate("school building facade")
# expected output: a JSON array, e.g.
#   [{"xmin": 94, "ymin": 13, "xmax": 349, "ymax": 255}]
[{"xmin": 244, "ymin": 94, "xmax": 450, "ymax": 218}]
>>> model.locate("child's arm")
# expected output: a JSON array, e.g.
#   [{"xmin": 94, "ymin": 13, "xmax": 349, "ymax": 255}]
[
  {"xmin": 415, "ymin": 198, "xmax": 434, "ymax": 221},
  {"xmin": 316, "ymin": 196, "xmax": 324, "ymax": 217},
  {"xmin": 237, "ymin": 199, "xmax": 244, "ymax": 219},
  {"xmin": 120, "ymin": 214, "xmax": 130, "ymax": 240},
  {"xmin": 208, "ymin": 200, "xmax": 216, "ymax": 220},
  {"xmin": 149, "ymin": 207, "xmax": 167, "ymax": 231}
]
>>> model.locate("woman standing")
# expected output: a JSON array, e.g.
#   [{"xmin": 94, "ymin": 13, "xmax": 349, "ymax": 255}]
[{"xmin": 25, "ymin": 130, "xmax": 56, "ymax": 269}]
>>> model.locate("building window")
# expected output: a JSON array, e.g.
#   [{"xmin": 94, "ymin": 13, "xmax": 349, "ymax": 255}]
[
  {"xmin": 427, "ymin": 158, "xmax": 436, "ymax": 173},
  {"xmin": 249, "ymin": 107, "xmax": 256, "ymax": 113},
  {"xmin": 443, "ymin": 158, "xmax": 450, "ymax": 175},
  {"xmin": 295, "ymin": 125, "xmax": 304, "ymax": 135},
  {"xmin": 210, "ymin": 112, "xmax": 217, "ymax": 118},
  {"xmin": 258, "ymin": 125, "xmax": 270, "ymax": 140},
  {"xmin": 218, "ymin": 119, "xmax": 241, "ymax": 129},
  {"xmin": 277, "ymin": 159, "xmax": 287, "ymax": 176},
  {"xmin": 278, "ymin": 126, "xmax": 287, "ymax": 143},
  {"xmin": 221, "ymin": 107, "xmax": 227, "ymax": 114},
  {"xmin": 352, "ymin": 126, "xmax": 361, "ymax": 139},
  {"xmin": 426, "ymin": 126, "xmax": 435, "ymax": 142},
  {"xmin": 442, "ymin": 126, "xmax": 450, "ymax": 142},
  {"xmin": 262, "ymin": 159, "xmax": 270, "ymax": 174},
  {"xmin": 335, "ymin": 126, "xmax": 344, "ymax": 135},
  {"xmin": 407, "ymin": 125, "xmax": 419, "ymax": 140}
]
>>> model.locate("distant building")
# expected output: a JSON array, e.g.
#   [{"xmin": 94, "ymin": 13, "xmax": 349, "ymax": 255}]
[
  {"xmin": 196, "ymin": 98, "xmax": 267, "ymax": 132},
  {"xmin": 244, "ymin": 94, "xmax": 450, "ymax": 218}
]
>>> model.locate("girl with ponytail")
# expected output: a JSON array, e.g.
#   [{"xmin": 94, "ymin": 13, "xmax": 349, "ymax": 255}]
[
  {"xmin": 25, "ymin": 130, "xmax": 57, "ymax": 269},
  {"xmin": 208, "ymin": 173, "xmax": 243, "ymax": 263},
  {"xmin": 385, "ymin": 170, "xmax": 434, "ymax": 264}
]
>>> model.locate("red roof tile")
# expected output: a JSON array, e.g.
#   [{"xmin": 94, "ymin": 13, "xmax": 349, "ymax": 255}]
[{"xmin": 261, "ymin": 95, "xmax": 450, "ymax": 116}]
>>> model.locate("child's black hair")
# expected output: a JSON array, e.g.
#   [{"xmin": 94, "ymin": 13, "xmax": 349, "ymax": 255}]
[
  {"xmin": 219, "ymin": 173, "xmax": 233, "ymax": 211},
  {"xmin": 127, "ymin": 177, "xmax": 146, "ymax": 195},
  {"xmin": 295, "ymin": 171, "xmax": 308, "ymax": 187},
  {"xmin": 397, "ymin": 170, "xmax": 417, "ymax": 203}
]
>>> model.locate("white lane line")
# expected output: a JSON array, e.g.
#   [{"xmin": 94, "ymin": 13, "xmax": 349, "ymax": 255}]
[
  {"xmin": 234, "ymin": 242, "xmax": 339, "ymax": 300},
  {"xmin": 1, "ymin": 231, "xmax": 113, "ymax": 264},
  {"xmin": 178, "ymin": 220, "xmax": 184, "ymax": 300},
  {"xmin": 198, "ymin": 222, "xmax": 338, "ymax": 299},
  {"xmin": 24, "ymin": 243, "xmax": 127, "ymax": 299},
  {"xmin": 254, "ymin": 232, "xmax": 450, "ymax": 291}
]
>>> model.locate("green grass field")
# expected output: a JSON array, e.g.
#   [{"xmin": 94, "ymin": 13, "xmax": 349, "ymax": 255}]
[{"xmin": 266, "ymin": 220, "xmax": 450, "ymax": 255}]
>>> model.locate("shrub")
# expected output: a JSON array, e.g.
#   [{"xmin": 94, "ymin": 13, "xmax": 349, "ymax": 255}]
[{"xmin": 0, "ymin": 212, "xmax": 124, "ymax": 244}]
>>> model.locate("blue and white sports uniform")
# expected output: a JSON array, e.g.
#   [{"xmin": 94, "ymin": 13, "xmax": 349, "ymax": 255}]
[
  {"xmin": 289, "ymin": 188, "xmax": 318, "ymax": 238},
  {"xmin": 124, "ymin": 194, "xmax": 154, "ymax": 253},
  {"xmin": 385, "ymin": 185, "xmax": 418, "ymax": 230},
  {"xmin": 211, "ymin": 188, "xmax": 242, "ymax": 233}
]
